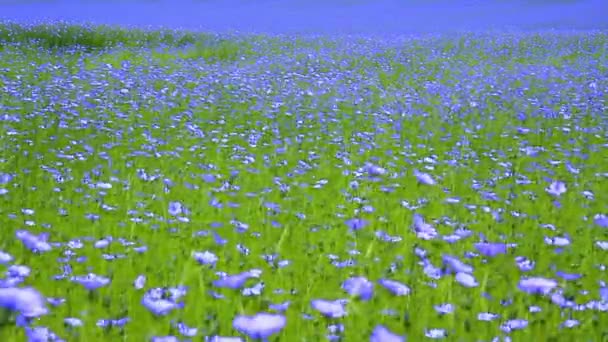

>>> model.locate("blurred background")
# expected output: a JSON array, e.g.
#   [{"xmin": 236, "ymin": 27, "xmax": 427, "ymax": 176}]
[{"xmin": 1, "ymin": 0, "xmax": 606, "ymax": 34}]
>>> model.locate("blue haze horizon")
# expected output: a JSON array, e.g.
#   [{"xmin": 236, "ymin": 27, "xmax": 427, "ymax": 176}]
[{"xmin": 1, "ymin": 0, "xmax": 607, "ymax": 34}]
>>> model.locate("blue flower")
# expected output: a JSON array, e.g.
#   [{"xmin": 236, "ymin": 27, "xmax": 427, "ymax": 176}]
[
  {"xmin": 363, "ymin": 163, "xmax": 387, "ymax": 177},
  {"xmin": 232, "ymin": 313, "xmax": 286, "ymax": 340},
  {"xmin": 202, "ymin": 174, "xmax": 216, "ymax": 183},
  {"xmin": 96, "ymin": 317, "xmax": 130, "ymax": 328},
  {"xmin": 70, "ymin": 273, "xmax": 111, "ymax": 290},
  {"xmin": 15, "ymin": 230, "xmax": 52, "ymax": 253},
  {"xmin": 414, "ymin": 170, "xmax": 436, "ymax": 185},
  {"xmin": 0, "ymin": 173, "xmax": 13, "ymax": 184},
  {"xmin": 412, "ymin": 214, "xmax": 437, "ymax": 240},
  {"xmin": 94, "ymin": 239, "xmax": 111, "ymax": 249},
  {"xmin": 7, "ymin": 264, "xmax": 31, "ymax": 278},
  {"xmin": 175, "ymin": 321, "xmax": 198, "ymax": 337},
  {"xmin": 345, "ymin": 218, "xmax": 369, "ymax": 231},
  {"xmin": 455, "ymin": 272, "xmax": 478, "ymax": 287},
  {"xmin": 545, "ymin": 181, "xmax": 567, "ymax": 197},
  {"xmin": 555, "ymin": 271, "xmax": 581, "ymax": 281},
  {"xmin": 168, "ymin": 201, "xmax": 184, "ymax": 216},
  {"xmin": 518, "ymin": 277, "xmax": 558, "ymax": 295},
  {"xmin": 478, "ymin": 312, "xmax": 500, "ymax": 321},
  {"xmin": 501, "ymin": 319, "xmax": 528, "ymax": 333},
  {"xmin": 134, "ymin": 275, "xmax": 146, "ymax": 290},
  {"xmin": 213, "ymin": 270, "xmax": 261, "ymax": 289},
  {"xmin": 341, "ymin": 276, "xmax": 374, "ymax": 301},
  {"xmin": 242, "ymin": 282, "xmax": 264, "ymax": 296},
  {"xmin": 442, "ymin": 255, "xmax": 473, "ymax": 274},
  {"xmin": 311, "ymin": 299, "xmax": 348, "ymax": 318},
  {"xmin": 425, "ymin": 328, "xmax": 447, "ymax": 339},
  {"xmin": 560, "ymin": 319, "xmax": 579, "ymax": 329},
  {"xmin": 64, "ymin": 317, "xmax": 83, "ymax": 327},
  {"xmin": 25, "ymin": 326, "xmax": 62, "ymax": 341},
  {"xmin": 434, "ymin": 303, "xmax": 455, "ymax": 314},
  {"xmin": 142, "ymin": 295, "xmax": 184, "ymax": 316},
  {"xmin": 268, "ymin": 301, "xmax": 290, "ymax": 312},
  {"xmin": 0, "ymin": 250, "xmax": 13, "ymax": 264},
  {"xmin": 474, "ymin": 242, "xmax": 507, "ymax": 257},
  {"xmin": 375, "ymin": 230, "xmax": 402, "ymax": 243},
  {"xmin": 150, "ymin": 336, "xmax": 179, "ymax": 342},
  {"xmin": 370, "ymin": 325, "xmax": 405, "ymax": 342},
  {"xmin": 0, "ymin": 287, "xmax": 48, "ymax": 318},
  {"xmin": 544, "ymin": 235, "xmax": 570, "ymax": 247},
  {"xmin": 594, "ymin": 214, "xmax": 608, "ymax": 228},
  {"xmin": 515, "ymin": 256, "xmax": 535, "ymax": 272},
  {"xmin": 193, "ymin": 251, "xmax": 219, "ymax": 265},
  {"xmin": 378, "ymin": 279, "xmax": 411, "ymax": 296},
  {"xmin": 206, "ymin": 336, "xmax": 244, "ymax": 342}
]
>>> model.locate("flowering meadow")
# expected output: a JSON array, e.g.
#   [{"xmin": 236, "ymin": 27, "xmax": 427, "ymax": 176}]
[{"xmin": 0, "ymin": 22, "xmax": 607, "ymax": 341}]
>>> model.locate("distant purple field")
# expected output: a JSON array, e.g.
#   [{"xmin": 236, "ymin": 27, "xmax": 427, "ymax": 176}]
[{"xmin": 2, "ymin": 0, "xmax": 607, "ymax": 34}]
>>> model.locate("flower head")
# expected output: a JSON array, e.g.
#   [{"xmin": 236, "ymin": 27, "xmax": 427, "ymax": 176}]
[
  {"xmin": 168, "ymin": 201, "xmax": 183, "ymax": 216},
  {"xmin": 232, "ymin": 313, "xmax": 286, "ymax": 340},
  {"xmin": 442, "ymin": 255, "xmax": 473, "ymax": 274},
  {"xmin": 546, "ymin": 181, "xmax": 567, "ymax": 197},
  {"xmin": 213, "ymin": 270, "xmax": 261, "ymax": 289},
  {"xmin": 15, "ymin": 230, "xmax": 52, "ymax": 253},
  {"xmin": 141, "ymin": 291, "xmax": 184, "ymax": 316},
  {"xmin": 370, "ymin": 325, "xmax": 405, "ymax": 342},
  {"xmin": 378, "ymin": 279, "xmax": 411, "ymax": 296},
  {"xmin": 414, "ymin": 170, "xmax": 436, "ymax": 185},
  {"xmin": 0, "ymin": 287, "xmax": 48, "ymax": 318},
  {"xmin": 412, "ymin": 214, "xmax": 437, "ymax": 240},
  {"xmin": 341, "ymin": 276, "xmax": 374, "ymax": 301},
  {"xmin": 474, "ymin": 242, "xmax": 508, "ymax": 257},
  {"xmin": 363, "ymin": 163, "xmax": 387, "ymax": 177},
  {"xmin": 70, "ymin": 273, "xmax": 110, "ymax": 290},
  {"xmin": 518, "ymin": 277, "xmax": 558, "ymax": 295},
  {"xmin": 134, "ymin": 275, "xmax": 146, "ymax": 290},
  {"xmin": 455, "ymin": 272, "xmax": 478, "ymax": 287},
  {"xmin": 311, "ymin": 299, "xmax": 348, "ymax": 318},
  {"xmin": 594, "ymin": 214, "xmax": 608, "ymax": 228},
  {"xmin": 193, "ymin": 251, "xmax": 218, "ymax": 266},
  {"xmin": 345, "ymin": 218, "xmax": 369, "ymax": 231}
]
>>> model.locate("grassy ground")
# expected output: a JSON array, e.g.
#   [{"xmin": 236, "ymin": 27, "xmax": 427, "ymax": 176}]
[{"xmin": 0, "ymin": 22, "xmax": 607, "ymax": 341}]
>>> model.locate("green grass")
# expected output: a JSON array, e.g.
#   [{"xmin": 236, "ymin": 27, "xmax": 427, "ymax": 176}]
[
  {"xmin": 0, "ymin": 22, "xmax": 255, "ymax": 56},
  {"xmin": 0, "ymin": 22, "xmax": 186, "ymax": 49},
  {"xmin": 0, "ymin": 23, "xmax": 607, "ymax": 341}
]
